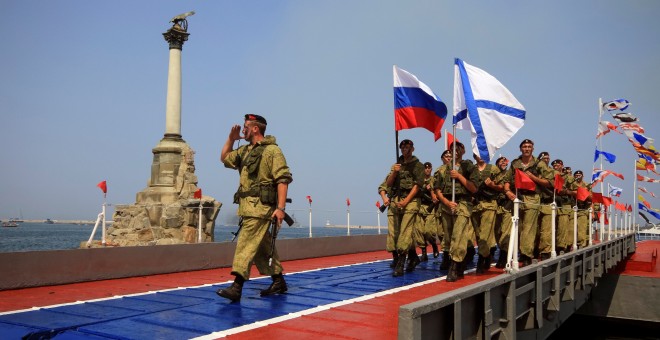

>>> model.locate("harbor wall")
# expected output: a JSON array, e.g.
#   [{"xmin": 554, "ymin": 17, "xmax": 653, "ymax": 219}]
[{"xmin": 0, "ymin": 234, "xmax": 387, "ymax": 290}]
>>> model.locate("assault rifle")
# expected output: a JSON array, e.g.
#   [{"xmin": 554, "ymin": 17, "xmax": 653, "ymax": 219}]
[{"xmin": 231, "ymin": 198, "xmax": 294, "ymax": 242}]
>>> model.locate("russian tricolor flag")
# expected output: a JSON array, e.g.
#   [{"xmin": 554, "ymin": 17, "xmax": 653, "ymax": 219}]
[{"xmin": 393, "ymin": 65, "xmax": 447, "ymax": 141}]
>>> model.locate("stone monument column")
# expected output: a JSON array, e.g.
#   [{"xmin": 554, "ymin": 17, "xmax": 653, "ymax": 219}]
[
  {"xmin": 163, "ymin": 24, "xmax": 188, "ymax": 140},
  {"xmin": 98, "ymin": 12, "xmax": 222, "ymax": 248}
]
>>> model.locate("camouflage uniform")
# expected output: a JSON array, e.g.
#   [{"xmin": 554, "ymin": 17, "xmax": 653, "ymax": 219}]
[
  {"xmin": 223, "ymin": 135, "xmax": 293, "ymax": 280},
  {"xmin": 570, "ymin": 180, "xmax": 592, "ymax": 247},
  {"xmin": 432, "ymin": 166, "xmax": 448, "ymax": 253},
  {"xmin": 556, "ymin": 172, "xmax": 575, "ymax": 251},
  {"xmin": 434, "ymin": 159, "xmax": 478, "ymax": 263},
  {"xmin": 506, "ymin": 156, "xmax": 554, "ymax": 260},
  {"xmin": 416, "ymin": 174, "xmax": 439, "ymax": 251},
  {"xmin": 378, "ymin": 177, "xmax": 398, "ymax": 253},
  {"xmin": 387, "ymin": 155, "xmax": 425, "ymax": 254},
  {"xmin": 537, "ymin": 170, "xmax": 557, "ymax": 256},
  {"xmin": 494, "ymin": 167, "xmax": 513, "ymax": 268},
  {"xmin": 471, "ymin": 163, "xmax": 500, "ymax": 259}
]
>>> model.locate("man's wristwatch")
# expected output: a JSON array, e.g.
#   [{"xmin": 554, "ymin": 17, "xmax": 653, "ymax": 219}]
[{"xmin": 277, "ymin": 207, "xmax": 286, "ymax": 212}]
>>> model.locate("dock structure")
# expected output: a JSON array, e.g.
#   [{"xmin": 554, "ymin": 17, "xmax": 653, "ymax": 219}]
[{"xmin": 0, "ymin": 234, "xmax": 657, "ymax": 339}]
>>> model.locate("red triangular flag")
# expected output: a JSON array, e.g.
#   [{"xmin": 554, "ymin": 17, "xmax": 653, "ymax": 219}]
[
  {"xmin": 602, "ymin": 196, "xmax": 612, "ymax": 206},
  {"xmin": 97, "ymin": 180, "xmax": 107, "ymax": 194},
  {"xmin": 627, "ymin": 204, "xmax": 632, "ymax": 212},
  {"xmin": 193, "ymin": 188, "xmax": 202, "ymax": 199},
  {"xmin": 576, "ymin": 187, "xmax": 590, "ymax": 201},
  {"xmin": 515, "ymin": 169, "xmax": 536, "ymax": 191},
  {"xmin": 554, "ymin": 173, "xmax": 565, "ymax": 192},
  {"xmin": 446, "ymin": 132, "xmax": 456, "ymax": 151},
  {"xmin": 346, "ymin": 198, "xmax": 351, "ymax": 206},
  {"xmin": 306, "ymin": 195, "xmax": 312, "ymax": 204},
  {"xmin": 376, "ymin": 201, "xmax": 381, "ymax": 208}
]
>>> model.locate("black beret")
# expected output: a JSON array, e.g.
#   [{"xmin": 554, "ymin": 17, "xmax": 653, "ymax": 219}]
[
  {"xmin": 519, "ymin": 139, "xmax": 534, "ymax": 147},
  {"xmin": 551, "ymin": 159, "xmax": 563, "ymax": 166},
  {"xmin": 245, "ymin": 114, "xmax": 267, "ymax": 125},
  {"xmin": 399, "ymin": 139, "xmax": 414, "ymax": 147}
]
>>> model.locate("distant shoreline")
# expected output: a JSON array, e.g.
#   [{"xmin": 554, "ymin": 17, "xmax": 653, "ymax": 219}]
[
  {"xmin": 325, "ymin": 225, "xmax": 383, "ymax": 230},
  {"xmin": 16, "ymin": 220, "xmax": 113, "ymax": 225}
]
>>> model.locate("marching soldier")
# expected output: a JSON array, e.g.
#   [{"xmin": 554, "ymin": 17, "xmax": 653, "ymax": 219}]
[
  {"xmin": 434, "ymin": 142, "xmax": 478, "ymax": 281},
  {"xmin": 381, "ymin": 139, "xmax": 425, "ymax": 277},
  {"xmin": 503, "ymin": 139, "xmax": 554, "ymax": 267}
]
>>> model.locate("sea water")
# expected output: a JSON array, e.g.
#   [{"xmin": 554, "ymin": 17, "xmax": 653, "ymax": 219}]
[{"xmin": 0, "ymin": 223, "xmax": 384, "ymax": 253}]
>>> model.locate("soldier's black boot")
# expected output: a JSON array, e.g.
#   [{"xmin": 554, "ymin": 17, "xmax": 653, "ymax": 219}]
[
  {"xmin": 389, "ymin": 251, "xmax": 399, "ymax": 268},
  {"xmin": 457, "ymin": 256, "xmax": 466, "ymax": 279},
  {"xmin": 420, "ymin": 246, "xmax": 428, "ymax": 262},
  {"xmin": 406, "ymin": 248, "xmax": 421, "ymax": 272},
  {"xmin": 446, "ymin": 260, "xmax": 458, "ymax": 282},
  {"xmin": 496, "ymin": 249, "xmax": 507, "ymax": 269},
  {"xmin": 476, "ymin": 255, "xmax": 485, "ymax": 274},
  {"xmin": 440, "ymin": 251, "xmax": 451, "ymax": 270},
  {"xmin": 465, "ymin": 246, "xmax": 476, "ymax": 267},
  {"xmin": 431, "ymin": 242, "xmax": 439, "ymax": 258},
  {"xmin": 520, "ymin": 254, "xmax": 532, "ymax": 267},
  {"xmin": 393, "ymin": 251, "xmax": 406, "ymax": 277},
  {"xmin": 483, "ymin": 247, "xmax": 496, "ymax": 270},
  {"xmin": 216, "ymin": 274, "xmax": 245, "ymax": 302},
  {"xmin": 260, "ymin": 273, "xmax": 288, "ymax": 296}
]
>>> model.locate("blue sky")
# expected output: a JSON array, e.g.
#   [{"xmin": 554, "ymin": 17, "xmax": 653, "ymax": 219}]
[{"xmin": 1, "ymin": 1, "xmax": 659, "ymax": 227}]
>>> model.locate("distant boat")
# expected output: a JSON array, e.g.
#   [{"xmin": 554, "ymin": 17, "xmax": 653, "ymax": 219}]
[
  {"xmin": 1, "ymin": 220, "xmax": 18, "ymax": 227},
  {"xmin": 44, "ymin": 219, "xmax": 55, "ymax": 224},
  {"xmin": 326, "ymin": 220, "xmax": 330, "ymax": 226}
]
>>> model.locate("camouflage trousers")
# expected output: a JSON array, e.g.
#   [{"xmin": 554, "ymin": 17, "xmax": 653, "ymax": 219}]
[
  {"xmin": 441, "ymin": 199, "xmax": 473, "ymax": 262},
  {"xmin": 519, "ymin": 195, "xmax": 540, "ymax": 259},
  {"xmin": 537, "ymin": 203, "xmax": 554, "ymax": 254},
  {"xmin": 576, "ymin": 210, "xmax": 589, "ymax": 247},
  {"xmin": 414, "ymin": 204, "xmax": 439, "ymax": 247},
  {"xmin": 232, "ymin": 216, "xmax": 282, "ymax": 280},
  {"xmin": 472, "ymin": 199, "xmax": 497, "ymax": 257},
  {"xmin": 556, "ymin": 205, "xmax": 573, "ymax": 248},
  {"xmin": 386, "ymin": 197, "xmax": 420, "ymax": 253},
  {"xmin": 434, "ymin": 207, "xmax": 448, "ymax": 251}
]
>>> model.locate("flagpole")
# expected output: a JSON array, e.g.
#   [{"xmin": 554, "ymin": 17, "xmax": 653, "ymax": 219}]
[
  {"xmin": 309, "ymin": 202, "xmax": 312, "ymax": 238},
  {"xmin": 197, "ymin": 199, "xmax": 203, "ymax": 243},
  {"xmin": 347, "ymin": 203, "xmax": 350, "ymax": 236},
  {"xmin": 395, "ymin": 131, "xmax": 400, "ymax": 161},
  {"xmin": 633, "ymin": 159, "xmax": 638, "ymax": 233},
  {"xmin": 451, "ymin": 125, "xmax": 457, "ymax": 202},
  {"xmin": 377, "ymin": 206, "xmax": 381, "ymax": 234},
  {"xmin": 101, "ymin": 193, "xmax": 107, "ymax": 246}
]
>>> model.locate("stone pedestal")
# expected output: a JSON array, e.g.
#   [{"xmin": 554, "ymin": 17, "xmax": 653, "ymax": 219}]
[{"xmin": 106, "ymin": 139, "xmax": 221, "ymax": 247}]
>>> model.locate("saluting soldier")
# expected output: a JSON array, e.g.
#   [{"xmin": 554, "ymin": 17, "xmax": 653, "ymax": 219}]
[
  {"xmin": 217, "ymin": 114, "xmax": 293, "ymax": 302},
  {"xmin": 381, "ymin": 139, "xmax": 425, "ymax": 277},
  {"xmin": 434, "ymin": 142, "xmax": 478, "ymax": 281},
  {"xmin": 503, "ymin": 139, "xmax": 554, "ymax": 267}
]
